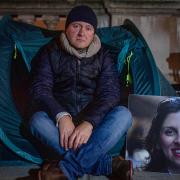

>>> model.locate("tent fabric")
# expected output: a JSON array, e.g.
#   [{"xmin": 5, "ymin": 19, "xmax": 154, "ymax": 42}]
[
  {"xmin": 122, "ymin": 19, "xmax": 176, "ymax": 95},
  {"xmin": 0, "ymin": 16, "xmax": 52, "ymax": 164},
  {"xmin": 0, "ymin": 16, "xmax": 176, "ymax": 164}
]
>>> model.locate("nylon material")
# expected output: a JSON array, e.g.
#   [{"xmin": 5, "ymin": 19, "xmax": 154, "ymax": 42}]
[
  {"xmin": 0, "ymin": 45, "xmax": 13, "ymax": 52},
  {"xmin": 157, "ymin": 69, "xmax": 176, "ymax": 96},
  {"xmin": 0, "ymin": 121, "xmax": 21, "ymax": 137},
  {"xmin": 132, "ymin": 69, "xmax": 151, "ymax": 94},
  {"xmin": 132, "ymin": 60, "xmax": 157, "ymax": 95},
  {"xmin": 6, "ymin": 131, "xmax": 23, "ymax": 140},
  {"xmin": 134, "ymin": 64, "xmax": 145, "ymax": 75},
  {"xmin": 134, "ymin": 66, "xmax": 147, "ymax": 79},
  {"xmin": 135, "ymin": 76, "xmax": 148, "ymax": 90},
  {"xmin": 135, "ymin": 70, "xmax": 148, "ymax": 82},
  {"xmin": 0, "ymin": 105, "xmax": 21, "ymax": 123},
  {"xmin": 6, "ymin": 17, "xmax": 51, "ymax": 71},
  {"xmin": 97, "ymin": 26, "xmax": 126, "ymax": 43},
  {"xmin": 137, "ymin": 82, "xmax": 151, "ymax": 95},
  {"xmin": 131, "ymin": 49, "xmax": 155, "ymax": 94},
  {"xmin": 1, "ymin": 113, "xmax": 21, "ymax": 127},
  {"xmin": 117, "ymin": 40, "xmax": 130, "ymax": 73},
  {"xmin": 0, "ymin": 121, "xmax": 20, "ymax": 133},
  {"xmin": 2, "ymin": 117, "xmax": 21, "ymax": 129},
  {"xmin": 14, "ymin": 40, "xmax": 31, "ymax": 71},
  {"xmin": 10, "ymin": 137, "xmax": 33, "ymax": 146},
  {"xmin": 139, "ymin": 87, "xmax": 151, "ymax": 95},
  {"xmin": 135, "ymin": 78, "xmax": 148, "ymax": 91},
  {"xmin": 0, "ymin": 128, "xmax": 42, "ymax": 164},
  {"xmin": 136, "ymin": 76, "xmax": 149, "ymax": 90},
  {"xmin": 133, "ymin": 39, "xmax": 143, "ymax": 48},
  {"xmin": 0, "ymin": 98, "xmax": 21, "ymax": 119},
  {"xmin": 0, "ymin": 98, "xmax": 17, "ymax": 116},
  {"xmin": 135, "ymin": 71, "xmax": 147, "ymax": 81},
  {"xmin": 4, "ymin": 136, "xmax": 36, "ymax": 154},
  {"xmin": 15, "ymin": 38, "xmax": 52, "ymax": 71},
  {"xmin": 135, "ymin": 72, "xmax": 149, "ymax": 85},
  {"xmin": 125, "ymin": 20, "xmax": 160, "ymax": 94},
  {"xmin": 134, "ymin": 71, "xmax": 151, "ymax": 93},
  {"xmin": 13, "ymin": 141, "xmax": 42, "ymax": 156},
  {"xmin": 0, "ymin": 16, "xmax": 53, "ymax": 163},
  {"xmin": 0, "ymin": 91, "xmax": 19, "ymax": 108},
  {"xmin": 0, "ymin": 120, "xmax": 42, "ymax": 160}
]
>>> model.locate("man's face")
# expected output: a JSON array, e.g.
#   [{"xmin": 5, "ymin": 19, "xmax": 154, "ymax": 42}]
[{"xmin": 65, "ymin": 21, "xmax": 95, "ymax": 49}]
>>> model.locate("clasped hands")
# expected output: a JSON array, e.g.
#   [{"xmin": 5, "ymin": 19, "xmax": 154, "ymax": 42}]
[{"xmin": 58, "ymin": 115, "xmax": 93, "ymax": 151}]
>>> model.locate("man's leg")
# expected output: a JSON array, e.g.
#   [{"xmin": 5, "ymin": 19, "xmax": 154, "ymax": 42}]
[
  {"xmin": 29, "ymin": 111, "xmax": 66, "ymax": 156},
  {"xmin": 29, "ymin": 107, "xmax": 132, "ymax": 180},
  {"xmin": 59, "ymin": 106, "xmax": 132, "ymax": 180}
]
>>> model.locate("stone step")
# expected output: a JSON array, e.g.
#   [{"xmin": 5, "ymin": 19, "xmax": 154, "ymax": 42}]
[{"xmin": 0, "ymin": 165, "xmax": 180, "ymax": 180}]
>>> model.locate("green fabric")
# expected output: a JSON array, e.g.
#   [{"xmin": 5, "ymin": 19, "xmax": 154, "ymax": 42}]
[
  {"xmin": 0, "ymin": 16, "xmax": 176, "ymax": 164},
  {"xmin": 0, "ymin": 16, "xmax": 51, "ymax": 164},
  {"xmin": 123, "ymin": 20, "xmax": 161, "ymax": 95},
  {"xmin": 97, "ymin": 21, "xmax": 167, "ymax": 95}
]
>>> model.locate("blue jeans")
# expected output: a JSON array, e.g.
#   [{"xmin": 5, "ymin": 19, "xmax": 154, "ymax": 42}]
[{"xmin": 29, "ymin": 106, "xmax": 132, "ymax": 180}]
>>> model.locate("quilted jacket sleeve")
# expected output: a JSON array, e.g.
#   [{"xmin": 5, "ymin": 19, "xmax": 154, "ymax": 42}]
[{"xmin": 30, "ymin": 43, "xmax": 66, "ymax": 120}]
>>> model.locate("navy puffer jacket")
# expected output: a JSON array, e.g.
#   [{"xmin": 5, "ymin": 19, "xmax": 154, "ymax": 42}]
[{"xmin": 30, "ymin": 38, "xmax": 121, "ymax": 127}]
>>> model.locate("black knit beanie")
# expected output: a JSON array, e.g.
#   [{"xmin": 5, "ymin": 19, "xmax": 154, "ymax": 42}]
[{"xmin": 65, "ymin": 5, "xmax": 97, "ymax": 31}]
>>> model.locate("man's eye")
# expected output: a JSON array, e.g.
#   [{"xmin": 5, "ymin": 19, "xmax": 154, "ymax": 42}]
[
  {"xmin": 86, "ymin": 26, "xmax": 93, "ymax": 31},
  {"xmin": 73, "ymin": 24, "xmax": 79, "ymax": 28}
]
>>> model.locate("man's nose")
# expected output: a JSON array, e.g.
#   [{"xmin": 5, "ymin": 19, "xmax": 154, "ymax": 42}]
[{"xmin": 78, "ymin": 27, "xmax": 85, "ymax": 36}]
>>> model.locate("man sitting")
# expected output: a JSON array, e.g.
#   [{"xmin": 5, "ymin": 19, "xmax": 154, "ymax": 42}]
[{"xmin": 29, "ymin": 5, "xmax": 132, "ymax": 180}]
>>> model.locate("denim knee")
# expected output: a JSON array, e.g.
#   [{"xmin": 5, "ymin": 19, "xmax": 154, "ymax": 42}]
[
  {"xmin": 29, "ymin": 111, "xmax": 48, "ymax": 134},
  {"xmin": 111, "ymin": 106, "xmax": 132, "ymax": 129}
]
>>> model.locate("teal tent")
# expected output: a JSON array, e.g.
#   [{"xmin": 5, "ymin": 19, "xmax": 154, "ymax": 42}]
[{"xmin": 0, "ymin": 16, "xmax": 176, "ymax": 165}]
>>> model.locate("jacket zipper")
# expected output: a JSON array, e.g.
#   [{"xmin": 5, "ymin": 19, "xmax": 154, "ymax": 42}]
[{"xmin": 76, "ymin": 59, "xmax": 81, "ymax": 112}]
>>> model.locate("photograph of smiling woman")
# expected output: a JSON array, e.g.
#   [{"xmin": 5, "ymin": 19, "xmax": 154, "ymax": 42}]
[{"xmin": 145, "ymin": 97, "xmax": 180, "ymax": 174}]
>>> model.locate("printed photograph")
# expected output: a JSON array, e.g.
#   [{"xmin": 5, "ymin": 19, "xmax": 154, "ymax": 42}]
[{"xmin": 126, "ymin": 94, "xmax": 180, "ymax": 174}]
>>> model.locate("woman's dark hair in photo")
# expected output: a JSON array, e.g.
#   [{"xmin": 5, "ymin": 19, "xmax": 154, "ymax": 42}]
[{"xmin": 145, "ymin": 97, "xmax": 180, "ymax": 172}]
